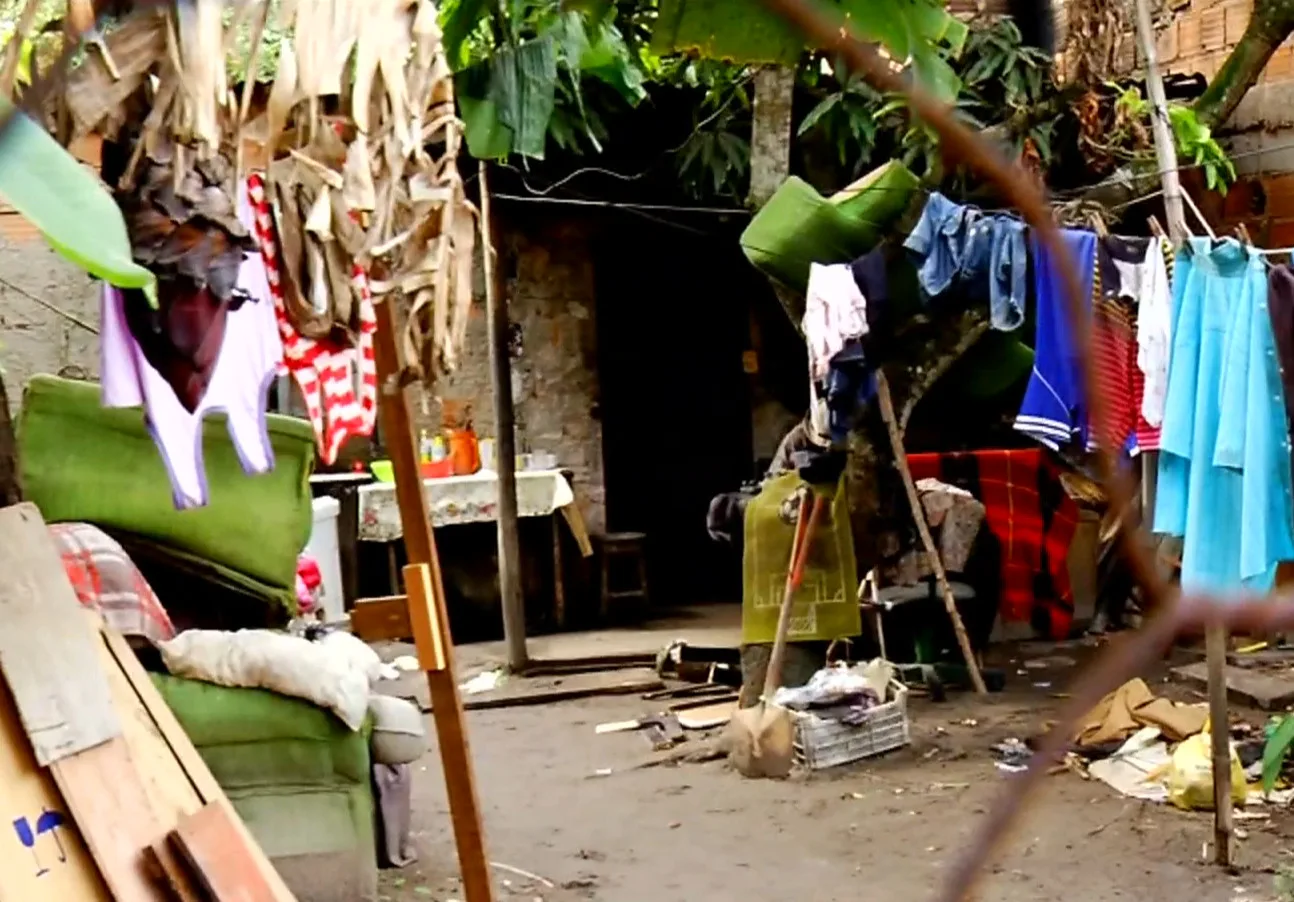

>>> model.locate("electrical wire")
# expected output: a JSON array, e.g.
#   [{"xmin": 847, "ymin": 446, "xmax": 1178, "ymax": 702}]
[{"xmin": 489, "ymin": 192, "xmax": 749, "ymax": 215}]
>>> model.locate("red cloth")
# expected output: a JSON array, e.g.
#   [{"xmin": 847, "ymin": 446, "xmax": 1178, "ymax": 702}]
[
  {"xmin": 50, "ymin": 522, "xmax": 176, "ymax": 645},
  {"xmin": 907, "ymin": 449, "xmax": 1078, "ymax": 639},
  {"xmin": 1090, "ymin": 292, "xmax": 1138, "ymax": 453}
]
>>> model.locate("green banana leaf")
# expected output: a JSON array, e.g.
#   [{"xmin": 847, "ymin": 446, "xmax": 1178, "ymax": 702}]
[
  {"xmin": 653, "ymin": 0, "xmax": 967, "ymax": 100},
  {"xmin": 458, "ymin": 36, "xmax": 558, "ymax": 159},
  {"xmin": 1264, "ymin": 714, "xmax": 1294, "ymax": 793},
  {"xmin": 740, "ymin": 160, "xmax": 921, "ymax": 295},
  {"xmin": 0, "ymin": 102, "xmax": 154, "ymax": 301}
]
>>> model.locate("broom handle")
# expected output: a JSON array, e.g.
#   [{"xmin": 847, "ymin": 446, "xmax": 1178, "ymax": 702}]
[{"xmin": 763, "ymin": 492, "xmax": 824, "ymax": 702}]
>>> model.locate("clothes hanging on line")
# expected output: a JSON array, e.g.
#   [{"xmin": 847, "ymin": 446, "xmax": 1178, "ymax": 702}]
[
  {"xmin": 803, "ymin": 262, "xmax": 869, "ymax": 382},
  {"xmin": 244, "ymin": 174, "xmax": 377, "ymax": 465},
  {"xmin": 903, "ymin": 191, "xmax": 1028, "ymax": 331},
  {"xmin": 1268, "ymin": 263, "xmax": 1294, "ymax": 491},
  {"xmin": 1136, "ymin": 237, "xmax": 1175, "ymax": 440},
  {"xmin": 1013, "ymin": 228, "xmax": 1098, "ymax": 450},
  {"xmin": 803, "ymin": 251, "xmax": 893, "ymax": 446},
  {"xmin": 1087, "ymin": 235, "xmax": 1172, "ymax": 456},
  {"xmin": 100, "ymin": 234, "xmax": 283, "ymax": 510},
  {"xmin": 1154, "ymin": 238, "xmax": 1294, "ymax": 593}
]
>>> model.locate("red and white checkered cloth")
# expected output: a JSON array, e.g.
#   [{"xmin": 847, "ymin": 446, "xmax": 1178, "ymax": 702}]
[{"xmin": 49, "ymin": 522, "xmax": 176, "ymax": 645}]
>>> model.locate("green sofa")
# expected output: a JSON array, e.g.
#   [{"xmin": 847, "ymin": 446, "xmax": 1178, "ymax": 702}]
[{"xmin": 151, "ymin": 674, "xmax": 378, "ymax": 902}]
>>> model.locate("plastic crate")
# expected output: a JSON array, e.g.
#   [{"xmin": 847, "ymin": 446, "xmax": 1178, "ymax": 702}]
[{"xmin": 792, "ymin": 680, "xmax": 910, "ymax": 770}]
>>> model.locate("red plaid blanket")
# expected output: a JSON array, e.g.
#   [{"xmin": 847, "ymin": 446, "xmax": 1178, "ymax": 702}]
[
  {"xmin": 907, "ymin": 449, "xmax": 1078, "ymax": 639},
  {"xmin": 50, "ymin": 522, "xmax": 176, "ymax": 645}
]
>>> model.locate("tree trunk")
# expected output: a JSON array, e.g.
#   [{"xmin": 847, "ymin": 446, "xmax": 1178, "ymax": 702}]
[
  {"xmin": 0, "ymin": 369, "xmax": 23, "ymax": 508},
  {"xmin": 748, "ymin": 65, "xmax": 796, "ymax": 209},
  {"xmin": 1194, "ymin": 0, "xmax": 1294, "ymax": 130}
]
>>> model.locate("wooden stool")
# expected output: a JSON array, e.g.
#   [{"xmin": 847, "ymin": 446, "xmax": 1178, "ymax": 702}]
[{"xmin": 599, "ymin": 532, "xmax": 649, "ymax": 620}]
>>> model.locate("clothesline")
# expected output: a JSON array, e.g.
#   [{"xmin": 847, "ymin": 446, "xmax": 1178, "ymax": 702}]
[{"xmin": 802, "ymin": 188, "xmax": 1294, "ymax": 601}]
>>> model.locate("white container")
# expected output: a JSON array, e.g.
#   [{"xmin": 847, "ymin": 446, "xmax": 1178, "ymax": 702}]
[{"xmin": 306, "ymin": 496, "xmax": 345, "ymax": 622}]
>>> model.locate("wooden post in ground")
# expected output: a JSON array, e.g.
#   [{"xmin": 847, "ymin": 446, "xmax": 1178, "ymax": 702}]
[
  {"xmin": 876, "ymin": 373, "xmax": 987, "ymax": 695},
  {"xmin": 1131, "ymin": 0, "xmax": 1234, "ymax": 859},
  {"xmin": 372, "ymin": 299, "xmax": 496, "ymax": 902},
  {"xmin": 1206, "ymin": 623, "xmax": 1234, "ymax": 865},
  {"xmin": 480, "ymin": 162, "xmax": 528, "ymax": 673}
]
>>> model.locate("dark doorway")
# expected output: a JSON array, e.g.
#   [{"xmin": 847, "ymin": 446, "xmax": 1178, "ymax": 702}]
[{"xmin": 593, "ymin": 215, "xmax": 754, "ymax": 605}]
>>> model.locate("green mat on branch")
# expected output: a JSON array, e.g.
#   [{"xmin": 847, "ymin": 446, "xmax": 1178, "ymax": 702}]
[{"xmin": 739, "ymin": 161, "xmax": 922, "ymax": 296}]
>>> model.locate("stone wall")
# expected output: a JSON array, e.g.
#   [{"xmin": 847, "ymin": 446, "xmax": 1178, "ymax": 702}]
[
  {"xmin": 426, "ymin": 212, "xmax": 607, "ymax": 535},
  {"xmin": 0, "ymin": 229, "xmax": 100, "ymax": 410}
]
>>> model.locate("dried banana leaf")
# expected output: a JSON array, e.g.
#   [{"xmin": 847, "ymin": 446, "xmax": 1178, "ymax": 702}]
[
  {"xmin": 63, "ymin": 11, "xmax": 167, "ymax": 138},
  {"xmin": 268, "ymin": 162, "xmax": 334, "ymax": 339},
  {"xmin": 172, "ymin": 0, "xmax": 226, "ymax": 150},
  {"xmin": 304, "ymin": 186, "xmax": 332, "ymax": 238},
  {"xmin": 342, "ymin": 136, "xmax": 376, "ymax": 212},
  {"xmin": 265, "ymin": 38, "xmax": 299, "ymax": 157}
]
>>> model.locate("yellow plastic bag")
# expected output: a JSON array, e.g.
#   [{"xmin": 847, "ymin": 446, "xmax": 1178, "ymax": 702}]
[{"xmin": 1164, "ymin": 726, "xmax": 1247, "ymax": 811}]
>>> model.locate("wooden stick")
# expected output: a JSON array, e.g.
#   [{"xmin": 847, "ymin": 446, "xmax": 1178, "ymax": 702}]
[
  {"xmin": 0, "ymin": 0, "xmax": 40, "ymax": 98},
  {"xmin": 1131, "ymin": 0, "xmax": 1188, "ymax": 241},
  {"xmin": 373, "ymin": 298, "xmax": 496, "ymax": 902},
  {"xmin": 480, "ymin": 161, "xmax": 528, "ymax": 672},
  {"xmin": 876, "ymin": 372, "xmax": 987, "ymax": 694},
  {"xmin": 1206, "ymin": 623, "xmax": 1234, "ymax": 865}
]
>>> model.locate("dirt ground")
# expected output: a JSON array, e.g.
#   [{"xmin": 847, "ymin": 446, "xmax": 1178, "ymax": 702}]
[{"xmin": 375, "ymin": 633, "xmax": 1294, "ymax": 902}]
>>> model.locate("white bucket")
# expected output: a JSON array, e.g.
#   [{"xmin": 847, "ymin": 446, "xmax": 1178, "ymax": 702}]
[{"xmin": 306, "ymin": 496, "xmax": 345, "ymax": 622}]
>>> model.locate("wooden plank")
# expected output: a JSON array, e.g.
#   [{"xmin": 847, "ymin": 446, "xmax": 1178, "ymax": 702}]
[
  {"xmin": 49, "ymin": 735, "xmax": 171, "ymax": 901},
  {"xmin": 0, "ymin": 503, "xmax": 121, "ymax": 766},
  {"xmin": 99, "ymin": 627, "xmax": 297, "ymax": 902},
  {"xmin": 1172, "ymin": 661, "xmax": 1294, "ymax": 711},
  {"xmin": 171, "ymin": 803, "xmax": 277, "ymax": 902},
  {"xmin": 374, "ymin": 298, "xmax": 496, "ymax": 902},
  {"xmin": 97, "ymin": 625, "xmax": 203, "ymax": 902},
  {"xmin": 350, "ymin": 595, "xmax": 413, "ymax": 642},
  {"xmin": 405, "ymin": 564, "xmax": 448, "ymax": 671},
  {"xmin": 462, "ymin": 669, "xmax": 665, "ymax": 712},
  {"xmin": 0, "ymin": 677, "xmax": 111, "ymax": 901}
]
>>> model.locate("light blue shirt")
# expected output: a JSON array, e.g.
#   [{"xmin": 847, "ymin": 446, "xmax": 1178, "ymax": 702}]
[{"xmin": 1154, "ymin": 238, "xmax": 1294, "ymax": 593}]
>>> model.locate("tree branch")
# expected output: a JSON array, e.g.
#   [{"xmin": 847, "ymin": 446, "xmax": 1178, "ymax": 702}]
[{"xmin": 1194, "ymin": 0, "xmax": 1294, "ymax": 130}]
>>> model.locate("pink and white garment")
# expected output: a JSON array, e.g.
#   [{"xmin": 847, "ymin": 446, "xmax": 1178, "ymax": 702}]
[
  {"xmin": 802, "ymin": 262, "xmax": 869, "ymax": 381},
  {"xmin": 242, "ymin": 173, "xmax": 377, "ymax": 464},
  {"xmin": 100, "ymin": 241, "xmax": 284, "ymax": 509}
]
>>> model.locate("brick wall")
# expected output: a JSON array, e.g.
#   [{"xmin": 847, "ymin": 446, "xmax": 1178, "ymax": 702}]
[{"xmin": 1157, "ymin": 0, "xmax": 1256, "ymax": 81}]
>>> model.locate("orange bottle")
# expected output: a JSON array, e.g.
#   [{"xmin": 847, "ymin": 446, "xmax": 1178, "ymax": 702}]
[{"xmin": 448, "ymin": 426, "xmax": 481, "ymax": 476}]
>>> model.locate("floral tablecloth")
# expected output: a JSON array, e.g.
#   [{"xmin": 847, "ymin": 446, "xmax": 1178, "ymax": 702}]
[{"xmin": 358, "ymin": 469, "xmax": 577, "ymax": 542}]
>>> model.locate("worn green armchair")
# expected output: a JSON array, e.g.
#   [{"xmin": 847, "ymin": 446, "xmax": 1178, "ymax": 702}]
[{"xmin": 151, "ymin": 674, "xmax": 378, "ymax": 902}]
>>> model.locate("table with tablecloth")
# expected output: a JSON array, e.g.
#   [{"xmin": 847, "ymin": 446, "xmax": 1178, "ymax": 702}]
[
  {"xmin": 907, "ymin": 448, "xmax": 1079, "ymax": 640},
  {"xmin": 357, "ymin": 469, "xmax": 592, "ymax": 625}
]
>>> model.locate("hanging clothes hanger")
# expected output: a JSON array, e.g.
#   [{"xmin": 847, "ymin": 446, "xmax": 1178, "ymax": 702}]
[
  {"xmin": 1179, "ymin": 190, "xmax": 1217, "ymax": 240},
  {"xmin": 1147, "ymin": 215, "xmax": 1166, "ymax": 240}
]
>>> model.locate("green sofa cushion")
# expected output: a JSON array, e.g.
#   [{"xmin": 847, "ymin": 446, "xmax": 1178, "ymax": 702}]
[
  {"xmin": 150, "ymin": 673, "xmax": 370, "ymax": 787},
  {"xmin": 19, "ymin": 374, "xmax": 315, "ymax": 589}
]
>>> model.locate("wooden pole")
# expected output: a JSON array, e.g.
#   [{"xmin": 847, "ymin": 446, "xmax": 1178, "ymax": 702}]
[
  {"xmin": 480, "ymin": 162, "xmax": 528, "ymax": 673},
  {"xmin": 1206, "ymin": 623, "xmax": 1234, "ymax": 865},
  {"xmin": 1132, "ymin": 0, "xmax": 1189, "ymax": 242},
  {"xmin": 372, "ymin": 299, "xmax": 496, "ymax": 902},
  {"xmin": 876, "ymin": 373, "xmax": 988, "ymax": 694},
  {"xmin": 1130, "ymin": 1, "xmax": 1234, "ymax": 858}
]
